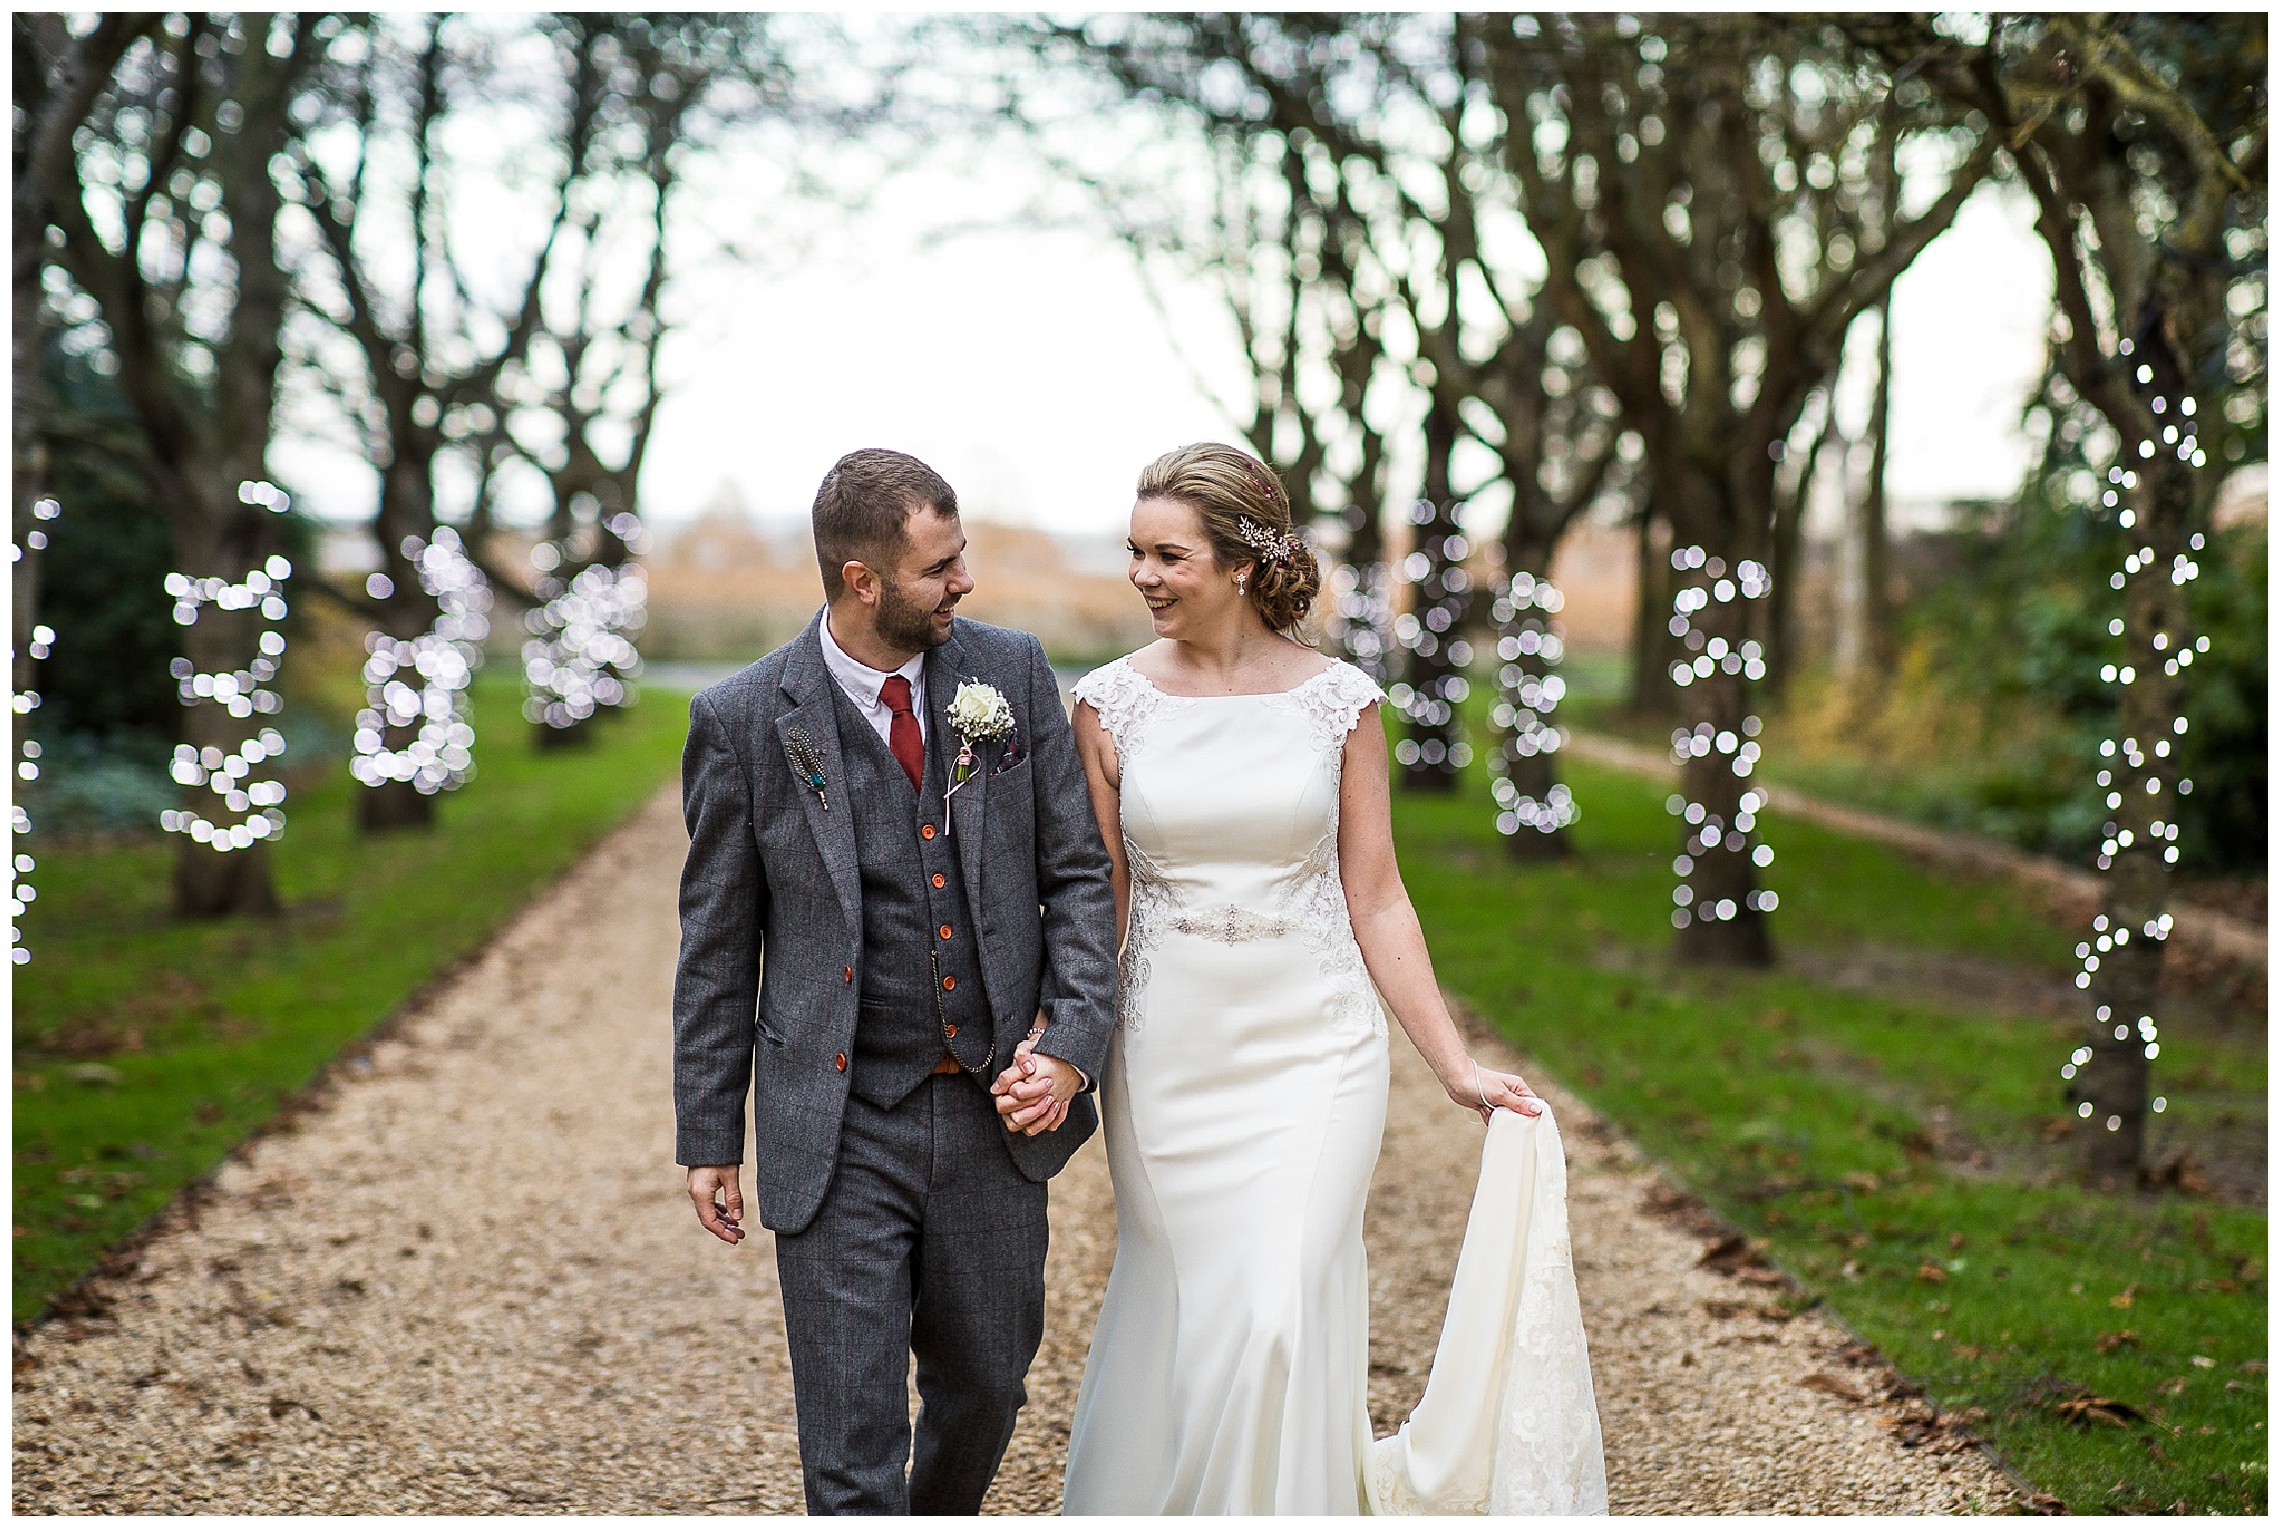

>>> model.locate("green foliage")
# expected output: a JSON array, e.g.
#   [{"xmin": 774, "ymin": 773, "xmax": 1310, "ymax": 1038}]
[
  {"xmin": 1755, "ymin": 496, "xmax": 2265, "ymax": 876},
  {"xmin": 31, "ymin": 338, "xmax": 177, "ymax": 746},
  {"xmin": 1395, "ymin": 756, "xmax": 2267, "ymax": 1513},
  {"xmin": 11, "ymin": 676, "xmax": 687, "ymax": 1323}
]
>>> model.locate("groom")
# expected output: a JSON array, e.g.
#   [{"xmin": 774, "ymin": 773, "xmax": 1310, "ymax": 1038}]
[{"xmin": 671, "ymin": 448, "xmax": 1118, "ymax": 1514}]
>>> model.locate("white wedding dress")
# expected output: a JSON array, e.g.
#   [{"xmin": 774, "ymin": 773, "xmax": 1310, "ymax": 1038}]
[{"xmin": 1062, "ymin": 656, "xmax": 1606, "ymax": 1517}]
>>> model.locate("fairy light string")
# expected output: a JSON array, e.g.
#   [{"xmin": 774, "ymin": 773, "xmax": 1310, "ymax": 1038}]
[
  {"xmin": 1325, "ymin": 558, "xmax": 1394, "ymax": 684},
  {"xmin": 9, "ymin": 495, "xmax": 61, "ymax": 963},
  {"xmin": 159, "ymin": 480, "xmax": 294, "ymax": 853},
  {"xmin": 1386, "ymin": 497, "xmax": 1476, "ymax": 783},
  {"xmin": 1488, "ymin": 570, "xmax": 1578, "ymax": 837},
  {"xmin": 2062, "ymin": 349, "xmax": 2204, "ymax": 1132},
  {"xmin": 1662, "ymin": 545, "xmax": 1775, "ymax": 929},
  {"xmin": 523, "ymin": 512, "xmax": 649, "ymax": 731},
  {"xmin": 350, "ymin": 526, "xmax": 491, "ymax": 795}
]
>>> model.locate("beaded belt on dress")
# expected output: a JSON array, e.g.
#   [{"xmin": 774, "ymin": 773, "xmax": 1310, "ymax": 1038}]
[{"xmin": 1161, "ymin": 904, "xmax": 1296, "ymax": 943}]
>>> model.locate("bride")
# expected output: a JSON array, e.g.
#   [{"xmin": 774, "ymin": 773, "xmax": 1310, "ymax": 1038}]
[{"xmin": 1059, "ymin": 443, "xmax": 1604, "ymax": 1515}]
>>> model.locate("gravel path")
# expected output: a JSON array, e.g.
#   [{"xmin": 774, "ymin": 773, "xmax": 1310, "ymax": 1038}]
[{"xmin": 14, "ymin": 784, "xmax": 2019, "ymax": 1514}]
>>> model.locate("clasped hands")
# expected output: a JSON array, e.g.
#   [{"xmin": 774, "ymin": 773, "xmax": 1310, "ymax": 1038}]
[
  {"xmin": 991, "ymin": 1020, "xmax": 1079, "ymax": 1136},
  {"xmin": 687, "ymin": 1019, "xmax": 1080, "ymax": 1247}
]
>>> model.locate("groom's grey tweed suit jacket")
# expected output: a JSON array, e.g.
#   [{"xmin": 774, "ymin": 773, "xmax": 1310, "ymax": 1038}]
[{"xmin": 672, "ymin": 610, "xmax": 1119, "ymax": 1235}]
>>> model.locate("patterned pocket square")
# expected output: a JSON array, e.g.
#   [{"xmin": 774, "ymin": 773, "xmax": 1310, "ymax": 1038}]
[{"xmin": 988, "ymin": 727, "xmax": 1027, "ymax": 777}]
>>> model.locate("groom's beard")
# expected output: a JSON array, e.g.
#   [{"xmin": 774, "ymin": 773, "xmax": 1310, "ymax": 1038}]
[{"xmin": 878, "ymin": 578, "xmax": 956, "ymax": 651}]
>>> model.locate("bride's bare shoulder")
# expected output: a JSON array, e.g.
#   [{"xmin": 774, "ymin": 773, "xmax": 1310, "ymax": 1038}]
[{"xmin": 1114, "ymin": 641, "xmax": 1181, "ymax": 687}]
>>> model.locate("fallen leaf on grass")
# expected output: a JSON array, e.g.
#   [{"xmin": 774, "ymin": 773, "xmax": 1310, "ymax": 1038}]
[
  {"xmin": 1799, "ymin": 1372, "xmax": 1867, "ymax": 1404},
  {"xmin": 2095, "ymin": 1329, "xmax": 2141, "ymax": 1354},
  {"xmin": 2189, "ymin": 1355, "xmax": 2216, "ymax": 1368},
  {"xmin": 2139, "ymin": 1149, "xmax": 2214, "ymax": 1197},
  {"xmin": 2053, "ymin": 1393, "xmax": 2142, "ymax": 1428},
  {"xmin": 2024, "ymin": 1490, "xmax": 2068, "ymax": 1514},
  {"xmin": 2109, "ymin": 1285, "xmax": 2135, "ymax": 1308},
  {"xmin": 1916, "ymin": 1262, "xmax": 1948, "ymax": 1283}
]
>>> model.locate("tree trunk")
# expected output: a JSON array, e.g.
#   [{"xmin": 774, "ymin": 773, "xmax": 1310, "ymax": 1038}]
[
  {"xmin": 1396, "ymin": 405, "xmax": 1471, "ymax": 792},
  {"xmin": 2075, "ymin": 343, "xmax": 2198, "ymax": 1180},
  {"xmin": 1664, "ymin": 451, "xmax": 1776, "ymax": 968},
  {"xmin": 1327, "ymin": 427, "xmax": 1392, "ymax": 680},
  {"xmin": 354, "ymin": 443, "xmax": 443, "ymax": 831},
  {"xmin": 167, "ymin": 497, "xmax": 289, "ymax": 919},
  {"xmin": 1668, "ymin": 551, "xmax": 1775, "ymax": 967},
  {"xmin": 1766, "ymin": 410, "xmax": 1831, "ymax": 699},
  {"xmin": 175, "ymin": 838, "xmax": 279, "ymax": 919},
  {"xmin": 1490, "ymin": 535, "xmax": 1573, "ymax": 861},
  {"xmin": 1862, "ymin": 293, "xmax": 1896, "ymax": 673},
  {"xmin": 1627, "ymin": 501, "xmax": 1678, "ymax": 717},
  {"xmin": 357, "ymin": 780, "xmax": 434, "ymax": 831},
  {"xmin": 535, "ymin": 715, "xmax": 596, "ymax": 750}
]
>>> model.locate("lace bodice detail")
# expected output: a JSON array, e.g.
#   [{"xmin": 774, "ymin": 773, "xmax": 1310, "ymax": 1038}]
[
  {"xmin": 1071, "ymin": 656, "xmax": 1383, "ymax": 764},
  {"xmin": 1258, "ymin": 661, "xmax": 1386, "ymax": 754},
  {"xmin": 1071, "ymin": 657, "xmax": 1184, "ymax": 764},
  {"xmin": 1073, "ymin": 656, "xmax": 1387, "ymax": 1040}
]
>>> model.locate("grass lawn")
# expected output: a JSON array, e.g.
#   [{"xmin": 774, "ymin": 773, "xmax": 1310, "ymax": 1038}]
[
  {"xmin": 12, "ymin": 674, "xmax": 688, "ymax": 1324},
  {"xmin": 1394, "ymin": 752, "xmax": 2268, "ymax": 1514}
]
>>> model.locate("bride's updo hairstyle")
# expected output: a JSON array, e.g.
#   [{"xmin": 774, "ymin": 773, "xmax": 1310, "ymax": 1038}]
[{"xmin": 1135, "ymin": 442, "xmax": 1322, "ymax": 634}]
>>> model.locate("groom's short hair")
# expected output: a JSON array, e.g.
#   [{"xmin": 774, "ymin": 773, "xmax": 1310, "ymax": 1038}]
[{"xmin": 812, "ymin": 448, "xmax": 959, "ymax": 598}]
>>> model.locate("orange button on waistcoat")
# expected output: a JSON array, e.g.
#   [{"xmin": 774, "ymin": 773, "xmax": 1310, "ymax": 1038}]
[
  {"xmin": 833, "ymin": 1053, "xmax": 847, "ymax": 1073},
  {"xmin": 842, "ymin": 965, "xmax": 853, "ymax": 983},
  {"xmin": 945, "ymin": 1024, "xmax": 959, "ymax": 1039},
  {"xmin": 920, "ymin": 823, "xmax": 937, "ymax": 840},
  {"xmin": 941, "ymin": 975, "xmax": 956, "ymax": 992},
  {"xmin": 931, "ymin": 872, "xmax": 946, "ymax": 889},
  {"xmin": 939, "ymin": 924, "xmax": 953, "ymax": 940}
]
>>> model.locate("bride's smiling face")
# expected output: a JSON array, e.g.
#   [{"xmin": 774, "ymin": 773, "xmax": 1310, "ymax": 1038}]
[{"xmin": 1128, "ymin": 495, "xmax": 1246, "ymax": 638}]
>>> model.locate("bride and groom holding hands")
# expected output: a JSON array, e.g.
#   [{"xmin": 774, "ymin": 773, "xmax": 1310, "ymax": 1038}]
[{"xmin": 672, "ymin": 445, "xmax": 1605, "ymax": 1516}]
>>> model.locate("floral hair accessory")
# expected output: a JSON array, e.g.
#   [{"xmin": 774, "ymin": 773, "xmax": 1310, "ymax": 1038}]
[{"xmin": 1235, "ymin": 517, "xmax": 1306, "ymax": 567}]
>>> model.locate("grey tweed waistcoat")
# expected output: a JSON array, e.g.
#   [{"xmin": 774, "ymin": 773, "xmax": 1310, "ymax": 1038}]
[{"xmin": 826, "ymin": 678, "xmax": 992, "ymax": 1107}]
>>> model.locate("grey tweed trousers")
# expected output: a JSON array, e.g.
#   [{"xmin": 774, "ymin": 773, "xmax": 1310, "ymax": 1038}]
[{"xmin": 771, "ymin": 1071, "xmax": 1049, "ymax": 1515}]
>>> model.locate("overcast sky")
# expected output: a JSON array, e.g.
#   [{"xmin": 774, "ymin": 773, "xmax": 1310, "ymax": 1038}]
[
  {"xmin": 626, "ymin": 175, "xmax": 2054, "ymax": 537},
  {"xmin": 275, "ymin": 40, "xmax": 2059, "ymax": 544}
]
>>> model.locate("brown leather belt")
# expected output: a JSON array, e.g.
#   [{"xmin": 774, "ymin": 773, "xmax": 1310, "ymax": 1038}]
[{"xmin": 930, "ymin": 1055, "xmax": 963, "ymax": 1076}]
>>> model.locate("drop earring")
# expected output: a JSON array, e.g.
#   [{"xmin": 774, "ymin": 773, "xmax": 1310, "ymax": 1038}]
[{"xmin": 1235, "ymin": 574, "xmax": 1247, "ymax": 593}]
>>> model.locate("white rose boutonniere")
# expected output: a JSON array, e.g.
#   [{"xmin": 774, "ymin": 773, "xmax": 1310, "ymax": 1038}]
[{"xmin": 944, "ymin": 680, "xmax": 1014, "ymax": 830}]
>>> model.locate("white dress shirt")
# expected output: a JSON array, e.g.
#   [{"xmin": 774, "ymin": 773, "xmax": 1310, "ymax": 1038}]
[{"xmin": 818, "ymin": 608, "xmax": 927, "ymax": 750}]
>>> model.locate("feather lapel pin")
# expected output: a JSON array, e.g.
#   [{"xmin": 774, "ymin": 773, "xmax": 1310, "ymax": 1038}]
[{"xmin": 783, "ymin": 726, "xmax": 831, "ymax": 811}]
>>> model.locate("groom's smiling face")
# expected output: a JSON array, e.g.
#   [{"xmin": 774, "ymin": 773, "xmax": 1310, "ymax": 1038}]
[{"xmin": 866, "ymin": 505, "xmax": 972, "ymax": 655}]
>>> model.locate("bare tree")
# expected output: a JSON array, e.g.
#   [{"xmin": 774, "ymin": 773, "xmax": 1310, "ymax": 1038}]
[
  {"xmin": 13, "ymin": 18, "xmax": 151, "ymax": 718},
  {"xmin": 503, "ymin": 14, "xmax": 821, "ymax": 743},
  {"xmin": 1017, "ymin": 18, "xmax": 1403, "ymax": 674},
  {"xmin": 1050, "ymin": 14, "xmax": 1628, "ymax": 839},
  {"xmin": 26, "ymin": 12, "xmax": 321, "ymax": 917},
  {"xmin": 1479, "ymin": 13, "xmax": 1994, "ymax": 965},
  {"xmin": 1859, "ymin": 12, "xmax": 2267, "ymax": 1174},
  {"xmin": 290, "ymin": 14, "xmax": 593, "ymax": 822}
]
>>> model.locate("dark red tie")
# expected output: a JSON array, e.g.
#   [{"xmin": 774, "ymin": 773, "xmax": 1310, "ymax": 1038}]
[{"xmin": 879, "ymin": 674, "xmax": 924, "ymax": 793}]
